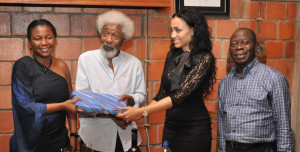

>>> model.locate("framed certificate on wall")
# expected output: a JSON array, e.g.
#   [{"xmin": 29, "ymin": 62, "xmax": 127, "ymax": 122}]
[{"xmin": 176, "ymin": 0, "xmax": 230, "ymax": 17}]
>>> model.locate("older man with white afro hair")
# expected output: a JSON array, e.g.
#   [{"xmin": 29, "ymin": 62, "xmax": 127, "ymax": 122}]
[
  {"xmin": 97, "ymin": 10, "xmax": 134, "ymax": 40},
  {"xmin": 75, "ymin": 9, "xmax": 146, "ymax": 152}
]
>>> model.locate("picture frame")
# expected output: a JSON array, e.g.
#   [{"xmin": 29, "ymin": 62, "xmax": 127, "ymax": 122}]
[{"xmin": 175, "ymin": 0, "xmax": 230, "ymax": 17}]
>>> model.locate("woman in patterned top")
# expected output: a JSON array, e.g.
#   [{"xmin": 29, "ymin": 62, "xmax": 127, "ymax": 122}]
[{"xmin": 10, "ymin": 19, "xmax": 80, "ymax": 152}]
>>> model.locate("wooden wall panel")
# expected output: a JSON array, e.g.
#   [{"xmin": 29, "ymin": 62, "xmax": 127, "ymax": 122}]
[{"xmin": 0, "ymin": 0, "xmax": 170, "ymax": 7}]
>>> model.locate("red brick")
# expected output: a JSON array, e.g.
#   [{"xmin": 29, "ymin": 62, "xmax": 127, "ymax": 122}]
[
  {"xmin": 83, "ymin": 8, "xmax": 109, "ymax": 14},
  {"xmin": 25, "ymin": 39, "xmax": 33, "ymax": 56},
  {"xmin": 157, "ymin": 124, "xmax": 164, "ymax": 143},
  {"xmin": 286, "ymin": 3, "xmax": 298, "ymax": 20},
  {"xmin": 154, "ymin": 82, "xmax": 161, "ymax": 97},
  {"xmin": 205, "ymin": 101, "xmax": 215, "ymax": 112},
  {"xmin": 148, "ymin": 17, "xmax": 169, "ymax": 37},
  {"xmin": 71, "ymin": 15, "xmax": 97, "ymax": 36},
  {"xmin": 136, "ymin": 39, "xmax": 146, "ymax": 59},
  {"xmin": 12, "ymin": 13, "xmax": 40, "ymax": 35},
  {"xmin": 260, "ymin": 21, "xmax": 276, "ymax": 39},
  {"xmin": 287, "ymin": 78, "xmax": 293, "ymax": 94},
  {"xmin": 148, "ymin": 111, "xmax": 166, "ymax": 124},
  {"xmin": 0, "ymin": 111, "xmax": 14, "ymax": 133},
  {"xmin": 138, "ymin": 126, "xmax": 146, "ymax": 145},
  {"xmin": 211, "ymin": 120, "xmax": 217, "ymax": 139},
  {"xmin": 135, "ymin": 117, "xmax": 144, "ymax": 126},
  {"xmin": 237, "ymin": 19, "xmax": 257, "ymax": 32},
  {"xmin": 222, "ymin": 40, "xmax": 230, "ymax": 59},
  {"xmin": 266, "ymin": 59, "xmax": 276, "ymax": 69},
  {"xmin": 230, "ymin": 0, "xmax": 245, "ymax": 18},
  {"xmin": 207, "ymin": 19, "xmax": 215, "ymax": 37},
  {"xmin": 112, "ymin": 8, "xmax": 138, "ymax": 15},
  {"xmin": 246, "ymin": 1, "xmax": 259, "ymax": 18},
  {"xmin": 156, "ymin": 0, "xmax": 175, "ymax": 15},
  {"xmin": 265, "ymin": 40, "xmax": 283, "ymax": 59},
  {"xmin": 216, "ymin": 60, "xmax": 227, "ymax": 80},
  {"xmin": 121, "ymin": 39, "xmax": 134, "ymax": 55},
  {"xmin": 214, "ymin": 101, "xmax": 218, "ymax": 112},
  {"xmin": 277, "ymin": 59, "xmax": 294, "ymax": 78},
  {"xmin": 0, "ymin": 6, "xmax": 21, "ymax": 11},
  {"xmin": 216, "ymin": 19, "xmax": 236, "ymax": 38},
  {"xmin": 64, "ymin": 60, "xmax": 72, "ymax": 80},
  {"xmin": 147, "ymin": 82, "xmax": 154, "ymax": 104},
  {"xmin": 42, "ymin": 14, "xmax": 70, "ymax": 36},
  {"xmin": 0, "ymin": 86, "xmax": 12, "ymax": 109},
  {"xmin": 256, "ymin": 32, "xmax": 265, "ymax": 43},
  {"xmin": 130, "ymin": 16, "xmax": 142, "ymax": 37},
  {"xmin": 212, "ymin": 39, "xmax": 221, "ymax": 59},
  {"xmin": 0, "ymin": 13, "xmax": 10, "ymax": 36},
  {"xmin": 82, "ymin": 38, "xmax": 102, "ymax": 52},
  {"xmin": 54, "ymin": 7, "xmax": 82, "ymax": 13},
  {"xmin": 149, "ymin": 125, "xmax": 159, "ymax": 144},
  {"xmin": 206, "ymin": 81, "xmax": 219, "ymax": 100},
  {"xmin": 260, "ymin": 2, "xmax": 266, "ymax": 19},
  {"xmin": 152, "ymin": 39, "xmax": 171, "ymax": 59},
  {"xmin": 279, "ymin": 22, "xmax": 296, "ymax": 39},
  {"xmin": 55, "ymin": 38, "xmax": 82, "ymax": 60},
  {"xmin": 0, "ymin": 38, "xmax": 23, "ymax": 61},
  {"xmin": 285, "ymin": 41, "xmax": 295, "ymax": 58},
  {"xmin": 266, "ymin": 2, "xmax": 285, "ymax": 20},
  {"xmin": 148, "ymin": 61, "xmax": 165, "ymax": 81},
  {"xmin": 150, "ymin": 145, "xmax": 162, "ymax": 152},
  {"xmin": 24, "ymin": 6, "xmax": 52, "ymax": 12},
  {"xmin": 0, "ymin": 134, "xmax": 11, "ymax": 152},
  {"xmin": 211, "ymin": 139, "xmax": 217, "ymax": 152},
  {"xmin": 73, "ymin": 61, "xmax": 78, "ymax": 84}
]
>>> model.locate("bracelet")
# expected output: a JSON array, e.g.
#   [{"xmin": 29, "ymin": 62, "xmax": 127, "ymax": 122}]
[{"xmin": 70, "ymin": 133, "xmax": 79, "ymax": 138}]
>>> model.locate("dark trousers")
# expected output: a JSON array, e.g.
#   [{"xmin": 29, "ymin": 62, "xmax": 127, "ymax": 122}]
[
  {"xmin": 80, "ymin": 134, "xmax": 124, "ymax": 152},
  {"xmin": 226, "ymin": 141, "xmax": 277, "ymax": 152}
]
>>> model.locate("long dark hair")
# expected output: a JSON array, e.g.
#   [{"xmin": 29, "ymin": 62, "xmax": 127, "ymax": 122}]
[
  {"xmin": 171, "ymin": 8, "xmax": 216, "ymax": 97},
  {"xmin": 27, "ymin": 19, "xmax": 57, "ymax": 41}
]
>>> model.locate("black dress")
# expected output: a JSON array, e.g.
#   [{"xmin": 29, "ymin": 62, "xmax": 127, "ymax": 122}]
[
  {"xmin": 153, "ymin": 49, "xmax": 213, "ymax": 152},
  {"xmin": 10, "ymin": 56, "xmax": 70, "ymax": 152}
]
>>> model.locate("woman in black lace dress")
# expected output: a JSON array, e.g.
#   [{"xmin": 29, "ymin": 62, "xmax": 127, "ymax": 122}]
[{"xmin": 117, "ymin": 8, "xmax": 216, "ymax": 152}]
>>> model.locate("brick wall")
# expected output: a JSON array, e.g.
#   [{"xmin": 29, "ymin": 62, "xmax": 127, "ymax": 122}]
[{"xmin": 0, "ymin": 0, "xmax": 298, "ymax": 151}]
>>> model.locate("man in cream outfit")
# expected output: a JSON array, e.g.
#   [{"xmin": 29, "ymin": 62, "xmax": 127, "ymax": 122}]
[{"xmin": 75, "ymin": 10, "xmax": 146, "ymax": 152}]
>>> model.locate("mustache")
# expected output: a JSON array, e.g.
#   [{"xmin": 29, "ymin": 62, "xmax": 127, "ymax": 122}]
[{"xmin": 102, "ymin": 43, "xmax": 115, "ymax": 49}]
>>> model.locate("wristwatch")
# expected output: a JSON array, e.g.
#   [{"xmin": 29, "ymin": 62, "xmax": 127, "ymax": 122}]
[{"xmin": 142, "ymin": 107, "xmax": 148, "ymax": 117}]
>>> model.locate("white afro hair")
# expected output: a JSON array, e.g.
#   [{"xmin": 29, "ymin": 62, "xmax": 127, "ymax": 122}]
[{"xmin": 96, "ymin": 10, "xmax": 134, "ymax": 40}]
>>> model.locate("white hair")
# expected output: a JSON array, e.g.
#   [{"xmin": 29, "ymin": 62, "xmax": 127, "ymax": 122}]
[{"xmin": 96, "ymin": 10, "xmax": 134, "ymax": 40}]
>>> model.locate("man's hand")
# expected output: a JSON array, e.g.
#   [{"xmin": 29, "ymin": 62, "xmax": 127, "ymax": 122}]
[
  {"xmin": 118, "ymin": 94, "xmax": 134, "ymax": 106},
  {"xmin": 111, "ymin": 116, "xmax": 130, "ymax": 130}
]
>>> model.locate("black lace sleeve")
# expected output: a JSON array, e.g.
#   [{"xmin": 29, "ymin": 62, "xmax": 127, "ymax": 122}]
[{"xmin": 170, "ymin": 52, "xmax": 213, "ymax": 107}]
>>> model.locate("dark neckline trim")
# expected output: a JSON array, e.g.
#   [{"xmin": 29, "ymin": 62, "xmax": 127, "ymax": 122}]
[{"xmin": 32, "ymin": 55, "xmax": 52, "ymax": 73}]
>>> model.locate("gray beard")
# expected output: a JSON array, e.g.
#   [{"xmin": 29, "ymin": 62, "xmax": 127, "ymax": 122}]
[{"xmin": 100, "ymin": 44, "xmax": 118, "ymax": 59}]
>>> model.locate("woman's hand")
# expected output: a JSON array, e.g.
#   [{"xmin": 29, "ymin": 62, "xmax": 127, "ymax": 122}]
[
  {"xmin": 63, "ymin": 98, "xmax": 80, "ymax": 114},
  {"xmin": 116, "ymin": 107, "xmax": 143, "ymax": 122}
]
